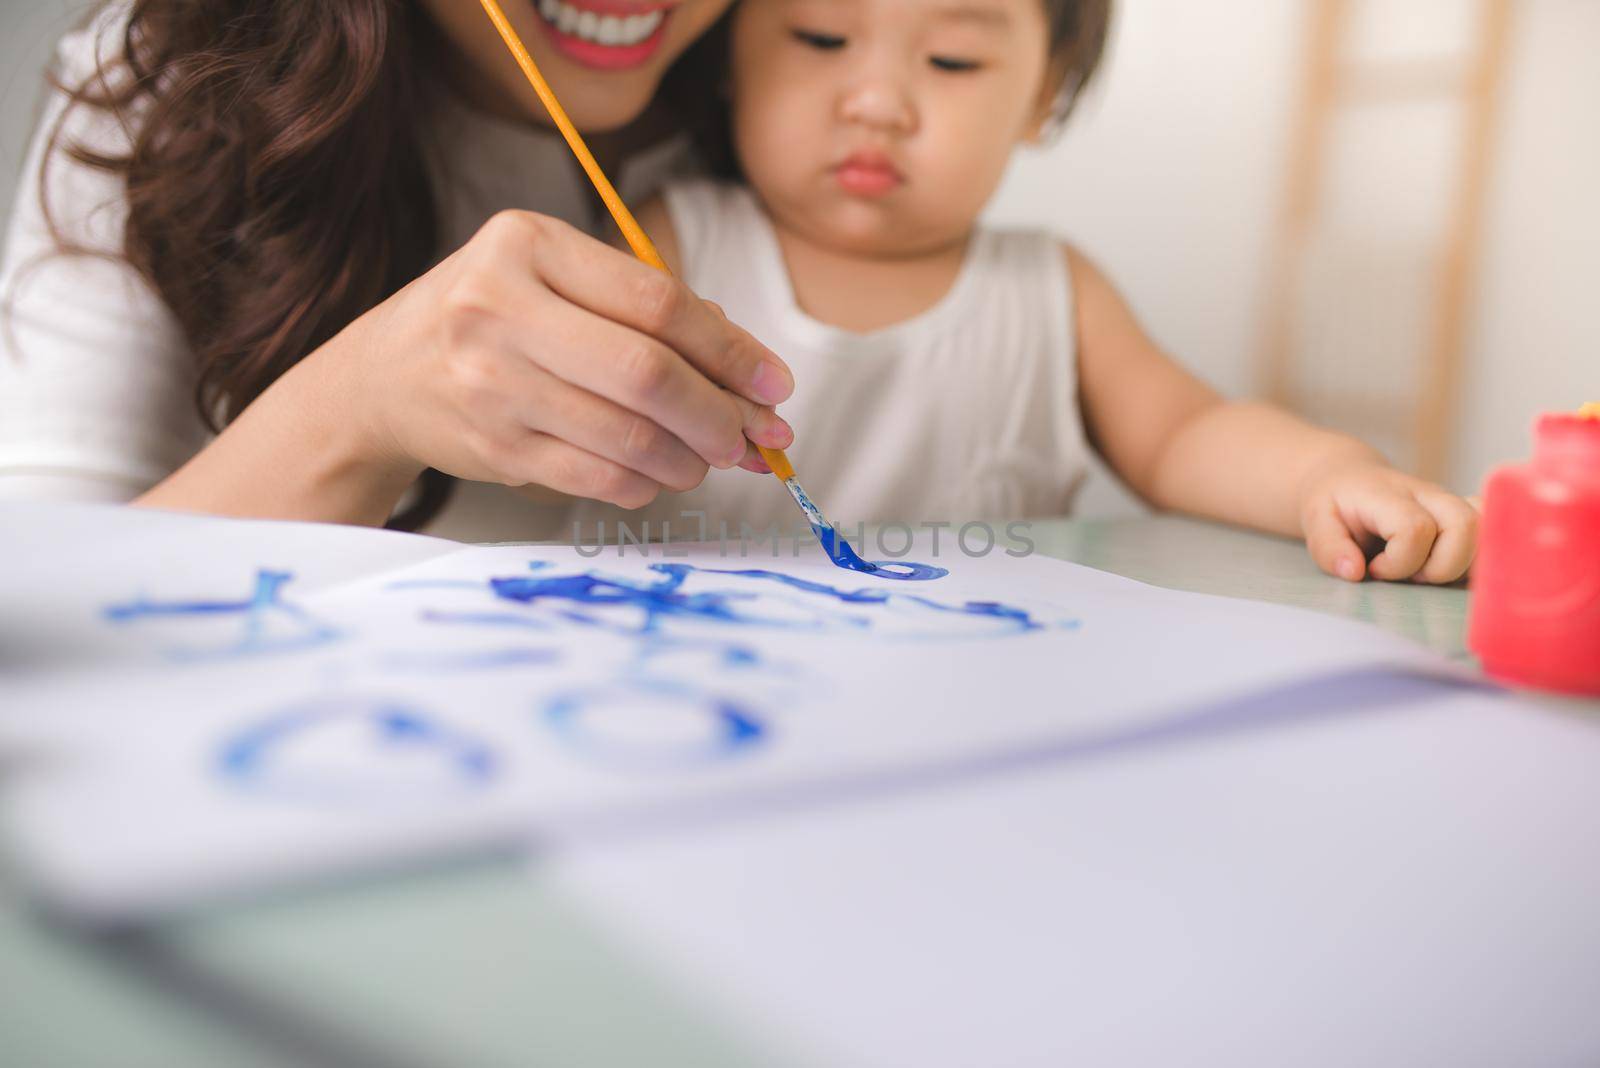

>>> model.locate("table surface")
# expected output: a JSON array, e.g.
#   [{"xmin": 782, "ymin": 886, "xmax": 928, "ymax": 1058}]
[{"xmin": 2, "ymin": 516, "xmax": 1586, "ymax": 1068}]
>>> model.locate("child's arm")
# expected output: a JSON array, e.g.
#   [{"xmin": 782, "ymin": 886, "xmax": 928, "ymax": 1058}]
[{"xmin": 1068, "ymin": 246, "xmax": 1477, "ymax": 584}]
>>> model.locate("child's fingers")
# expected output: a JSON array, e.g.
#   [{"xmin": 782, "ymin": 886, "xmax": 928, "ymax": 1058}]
[
  {"xmin": 1303, "ymin": 499, "xmax": 1367, "ymax": 581},
  {"xmin": 1362, "ymin": 493, "xmax": 1440, "ymax": 581},
  {"xmin": 1412, "ymin": 488, "xmax": 1478, "ymax": 583}
]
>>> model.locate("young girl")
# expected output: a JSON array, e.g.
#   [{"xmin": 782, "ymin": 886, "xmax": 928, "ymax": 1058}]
[
  {"xmin": 625, "ymin": 0, "xmax": 1479, "ymax": 584},
  {"xmin": 0, "ymin": 0, "xmax": 796, "ymax": 541}
]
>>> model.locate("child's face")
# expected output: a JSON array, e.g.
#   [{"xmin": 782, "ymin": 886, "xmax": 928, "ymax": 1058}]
[
  {"xmin": 730, "ymin": 0, "xmax": 1055, "ymax": 257},
  {"xmin": 422, "ymin": 0, "xmax": 734, "ymax": 132}
]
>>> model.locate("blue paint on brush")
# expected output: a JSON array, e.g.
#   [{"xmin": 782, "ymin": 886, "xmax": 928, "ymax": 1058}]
[{"xmin": 783, "ymin": 480, "xmax": 948, "ymax": 581}]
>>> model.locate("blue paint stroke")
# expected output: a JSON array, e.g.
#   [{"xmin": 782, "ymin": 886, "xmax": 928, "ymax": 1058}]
[
  {"xmin": 489, "ymin": 567, "xmax": 761, "ymax": 635},
  {"xmin": 423, "ymin": 562, "xmax": 1047, "ymax": 641},
  {"xmin": 420, "ymin": 609, "xmax": 550, "ymax": 631},
  {"xmin": 544, "ymin": 680, "xmax": 765, "ymax": 769},
  {"xmin": 104, "ymin": 569, "xmax": 339, "ymax": 658},
  {"xmin": 785, "ymin": 480, "xmax": 948, "ymax": 581},
  {"xmin": 671, "ymin": 565, "xmax": 1045, "ymax": 633},
  {"xmin": 690, "ymin": 567, "xmax": 891, "ymax": 604},
  {"xmin": 377, "ymin": 647, "xmax": 559, "ymax": 673},
  {"xmin": 220, "ymin": 696, "xmax": 495, "ymax": 802},
  {"xmin": 414, "ymin": 559, "xmax": 1063, "ymax": 771},
  {"xmin": 899, "ymin": 596, "xmax": 1045, "ymax": 632}
]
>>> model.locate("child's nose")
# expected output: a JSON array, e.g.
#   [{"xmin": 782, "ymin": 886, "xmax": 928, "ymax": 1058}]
[{"xmin": 838, "ymin": 77, "xmax": 917, "ymax": 136}]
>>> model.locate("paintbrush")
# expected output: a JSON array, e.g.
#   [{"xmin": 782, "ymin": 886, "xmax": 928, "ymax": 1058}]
[{"xmin": 474, "ymin": 0, "xmax": 859, "ymax": 562}]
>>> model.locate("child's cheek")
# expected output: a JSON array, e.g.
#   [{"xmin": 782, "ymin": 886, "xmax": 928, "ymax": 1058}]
[
  {"xmin": 914, "ymin": 103, "xmax": 1011, "ymax": 229},
  {"xmin": 739, "ymin": 80, "xmax": 826, "ymax": 183}
]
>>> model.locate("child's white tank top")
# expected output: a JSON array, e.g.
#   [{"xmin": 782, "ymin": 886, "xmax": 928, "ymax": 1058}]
[{"xmin": 610, "ymin": 179, "xmax": 1090, "ymax": 536}]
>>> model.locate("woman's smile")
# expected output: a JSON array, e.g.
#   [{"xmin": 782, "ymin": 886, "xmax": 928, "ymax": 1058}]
[{"xmin": 535, "ymin": 0, "xmax": 678, "ymax": 70}]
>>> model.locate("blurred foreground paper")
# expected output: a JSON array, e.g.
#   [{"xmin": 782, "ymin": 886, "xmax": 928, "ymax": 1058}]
[
  {"xmin": 1, "ymin": 502, "xmax": 1467, "ymax": 920},
  {"xmin": 547, "ymin": 682, "xmax": 1600, "ymax": 1067}
]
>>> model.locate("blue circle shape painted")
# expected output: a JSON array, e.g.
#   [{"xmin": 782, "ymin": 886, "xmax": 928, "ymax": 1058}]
[
  {"xmin": 543, "ymin": 682, "xmax": 765, "ymax": 769},
  {"xmin": 219, "ymin": 695, "xmax": 495, "ymax": 802}
]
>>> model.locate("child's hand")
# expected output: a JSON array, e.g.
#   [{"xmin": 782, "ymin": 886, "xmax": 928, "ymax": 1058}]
[{"xmin": 1298, "ymin": 460, "xmax": 1478, "ymax": 584}]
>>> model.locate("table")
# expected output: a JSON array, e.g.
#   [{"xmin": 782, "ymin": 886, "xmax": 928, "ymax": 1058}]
[{"xmin": 1, "ymin": 517, "xmax": 1588, "ymax": 1067}]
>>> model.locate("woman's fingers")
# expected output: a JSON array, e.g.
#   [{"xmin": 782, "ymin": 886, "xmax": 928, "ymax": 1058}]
[
  {"xmin": 729, "ymin": 391, "xmax": 795, "ymax": 451},
  {"xmin": 738, "ymin": 441, "xmax": 773, "ymax": 474},
  {"xmin": 511, "ymin": 288, "xmax": 750, "ymax": 468},
  {"xmin": 501, "ymin": 432, "xmax": 661, "ymax": 510},
  {"xmin": 446, "ymin": 336, "xmax": 709, "ymax": 493},
  {"xmin": 431, "ymin": 211, "xmax": 796, "ymax": 507},
  {"xmin": 510, "ymin": 363, "xmax": 709, "ymax": 493},
  {"xmin": 516, "ymin": 215, "xmax": 795, "ymax": 406},
  {"xmin": 1413, "ymin": 487, "xmax": 1478, "ymax": 583},
  {"xmin": 1302, "ymin": 498, "xmax": 1367, "ymax": 581},
  {"xmin": 703, "ymin": 300, "xmax": 795, "ymax": 450}
]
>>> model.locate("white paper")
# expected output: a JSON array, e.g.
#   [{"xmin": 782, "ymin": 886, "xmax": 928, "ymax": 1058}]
[
  {"xmin": 546, "ymin": 689, "xmax": 1600, "ymax": 1066},
  {"xmin": 1, "ymin": 502, "xmax": 1460, "ymax": 919}
]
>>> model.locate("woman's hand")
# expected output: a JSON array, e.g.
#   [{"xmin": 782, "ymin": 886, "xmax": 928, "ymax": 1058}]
[
  {"xmin": 1298, "ymin": 459, "xmax": 1479, "ymax": 584},
  {"xmin": 332, "ymin": 209, "xmax": 794, "ymax": 509},
  {"xmin": 140, "ymin": 210, "xmax": 794, "ymax": 526}
]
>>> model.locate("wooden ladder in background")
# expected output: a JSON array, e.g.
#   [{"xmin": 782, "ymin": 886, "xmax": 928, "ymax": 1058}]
[{"xmin": 1257, "ymin": 0, "xmax": 1514, "ymax": 483}]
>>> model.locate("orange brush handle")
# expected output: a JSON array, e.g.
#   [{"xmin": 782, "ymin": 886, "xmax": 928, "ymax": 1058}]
[{"xmin": 476, "ymin": 0, "xmax": 793, "ymax": 478}]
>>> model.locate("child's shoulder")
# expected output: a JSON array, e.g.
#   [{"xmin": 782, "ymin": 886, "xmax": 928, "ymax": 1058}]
[
  {"xmin": 961, "ymin": 222, "xmax": 1085, "ymax": 297},
  {"xmin": 974, "ymin": 219, "xmax": 1074, "ymax": 257},
  {"xmin": 974, "ymin": 229, "xmax": 1122, "ymax": 302}
]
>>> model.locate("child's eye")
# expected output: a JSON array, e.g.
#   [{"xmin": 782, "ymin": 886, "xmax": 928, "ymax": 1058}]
[
  {"xmin": 929, "ymin": 55, "xmax": 983, "ymax": 73},
  {"xmin": 790, "ymin": 28, "xmax": 847, "ymax": 51}
]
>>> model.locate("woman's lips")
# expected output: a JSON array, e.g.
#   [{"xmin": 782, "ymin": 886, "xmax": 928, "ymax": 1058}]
[
  {"xmin": 833, "ymin": 153, "xmax": 906, "ymax": 197},
  {"xmin": 534, "ymin": 0, "xmax": 674, "ymax": 71}
]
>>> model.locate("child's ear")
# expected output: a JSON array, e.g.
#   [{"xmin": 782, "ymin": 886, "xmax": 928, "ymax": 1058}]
[
  {"xmin": 1022, "ymin": 61, "xmax": 1073, "ymax": 145},
  {"xmin": 1021, "ymin": 101, "xmax": 1054, "ymax": 145},
  {"xmin": 1019, "ymin": 91, "xmax": 1058, "ymax": 146}
]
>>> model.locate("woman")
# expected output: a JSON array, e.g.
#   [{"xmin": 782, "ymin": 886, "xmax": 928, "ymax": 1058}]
[{"xmin": 0, "ymin": 0, "xmax": 795, "ymax": 540}]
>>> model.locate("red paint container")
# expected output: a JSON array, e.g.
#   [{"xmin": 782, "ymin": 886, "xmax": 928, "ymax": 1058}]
[{"xmin": 1468, "ymin": 409, "xmax": 1600, "ymax": 695}]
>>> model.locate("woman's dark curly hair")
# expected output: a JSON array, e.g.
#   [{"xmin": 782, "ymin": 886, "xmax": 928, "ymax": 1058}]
[{"xmin": 42, "ymin": 1, "xmax": 729, "ymax": 528}]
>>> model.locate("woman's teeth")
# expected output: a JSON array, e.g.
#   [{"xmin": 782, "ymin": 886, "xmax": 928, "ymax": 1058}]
[{"xmin": 536, "ymin": 1, "xmax": 665, "ymax": 46}]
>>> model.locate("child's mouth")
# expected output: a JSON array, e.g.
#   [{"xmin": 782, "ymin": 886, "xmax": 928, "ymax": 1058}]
[
  {"xmin": 833, "ymin": 152, "xmax": 906, "ymax": 197},
  {"xmin": 534, "ymin": 0, "xmax": 673, "ymax": 71}
]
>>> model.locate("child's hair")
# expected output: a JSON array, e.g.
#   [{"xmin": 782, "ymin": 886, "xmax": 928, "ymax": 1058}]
[
  {"xmin": 1041, "ymin": 0, "xmax": 1113, "ymax": 134},
  {"xmin": 33, "ymin": 1, "xmax": 730, "ymax": 529}
]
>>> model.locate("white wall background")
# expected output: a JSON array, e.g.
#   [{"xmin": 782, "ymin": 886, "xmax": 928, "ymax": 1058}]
[
  {"xmin": 986, "ymin": 0, "xmax": 1600, "ymax": 515},
  {"xmin": 1454, "ymin": 0, "xmax": 1600, "ymax": 496},
  {"xmin": 0, "ymin": 0, "xmax": 80, "ymax": 207},
  {"xmin": 2, "ymin": 0, "xmax": 1595, "ymax": 518}
]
